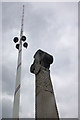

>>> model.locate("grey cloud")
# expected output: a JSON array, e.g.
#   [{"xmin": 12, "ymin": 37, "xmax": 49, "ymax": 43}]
[
  {"xmin": 2, "ymin": 96, "xmax": 13, "ymax": 118},
  {"xmin": 2, "ymin": 2, "xmax": 78, "ymax": 118},
  {"xmin": 2, "ymin": 64, "xmax": 15, "ymax": 95},
  {"xmin": 52, "ymin": 48, "xmax": 77, "ymax": 75}
]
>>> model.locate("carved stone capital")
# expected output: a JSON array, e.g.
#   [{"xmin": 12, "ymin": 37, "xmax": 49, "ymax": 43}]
[{"xmin": 30, "ymin": 49, "xmax": 53, "ymax": 74}]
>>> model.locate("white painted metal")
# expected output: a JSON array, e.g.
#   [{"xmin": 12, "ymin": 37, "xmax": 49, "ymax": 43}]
[{"xmin": 13, "ymin": 5, "xmax": 24, "ymax": 118}]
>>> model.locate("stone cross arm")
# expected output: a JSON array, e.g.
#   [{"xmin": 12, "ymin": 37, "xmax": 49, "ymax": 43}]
[{"xmin": 30, "ymin": 49, "xmax": 53, "ymax": 74}]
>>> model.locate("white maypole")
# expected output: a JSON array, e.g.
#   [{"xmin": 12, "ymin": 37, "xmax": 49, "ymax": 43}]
[{"xmin": 13, "ymin": 5, "xmax": 28, "ymax": 119}]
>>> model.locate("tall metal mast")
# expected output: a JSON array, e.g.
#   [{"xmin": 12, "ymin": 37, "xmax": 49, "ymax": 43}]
[{"xmin": 13, "ymin": 5, "xmax": 28, "ymax": 118}]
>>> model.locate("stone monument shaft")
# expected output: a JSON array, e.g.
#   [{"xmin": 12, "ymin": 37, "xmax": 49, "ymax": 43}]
[{"xmin": 30, "ymin": 49, "xmax": 59, "ymax": 119}]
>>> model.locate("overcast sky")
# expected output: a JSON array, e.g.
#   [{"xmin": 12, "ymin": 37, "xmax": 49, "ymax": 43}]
[{"xmin": 2, "ymin": 2, "xmax": 78, "ymax": 118}]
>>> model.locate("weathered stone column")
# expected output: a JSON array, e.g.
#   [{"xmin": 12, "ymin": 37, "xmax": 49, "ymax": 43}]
[{"xmin": 30, "ymin": 49, "xmax": 59, "ymax": 119}]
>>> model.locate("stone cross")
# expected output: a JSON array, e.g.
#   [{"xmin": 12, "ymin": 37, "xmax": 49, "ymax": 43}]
[{"xmin": 30, "ymin": 49, "xmax": 59, "ymax": 119}]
